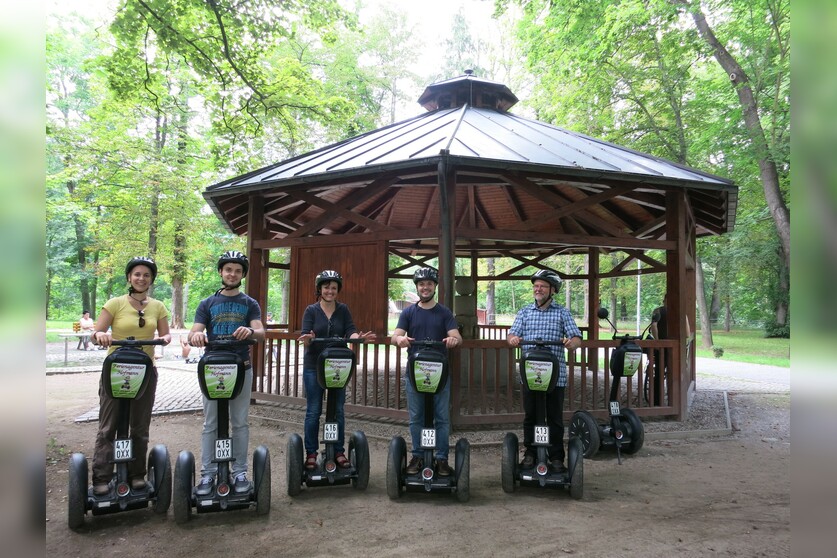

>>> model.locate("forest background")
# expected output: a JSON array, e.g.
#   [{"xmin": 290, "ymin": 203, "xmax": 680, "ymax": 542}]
[{"xmin": 45, "ymin": 0, "xmax": 790, "ymax": 350}]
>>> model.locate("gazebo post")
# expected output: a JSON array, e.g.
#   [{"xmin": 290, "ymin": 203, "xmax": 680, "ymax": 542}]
[
  {"xmin": 666, "ymin": 190, "xmax": 688, "ymax": 420},
  {"xmin": 247, "ymin": 195, "xmax": 267, "ymax": 386},
  {"xmin": 437, "ymin": 153, "xmax": 456, "ymax": 308}
]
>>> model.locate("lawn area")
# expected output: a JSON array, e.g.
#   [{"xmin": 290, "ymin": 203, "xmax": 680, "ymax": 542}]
[{"xmin": 694, "ymin": 328, "xmax": 789, "ymax": 367}]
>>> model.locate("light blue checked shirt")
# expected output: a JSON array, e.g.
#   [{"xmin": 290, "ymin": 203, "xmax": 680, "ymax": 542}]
[{"xmin": 509, "ymin": 301, "xmax": 582, "ymax": 387}]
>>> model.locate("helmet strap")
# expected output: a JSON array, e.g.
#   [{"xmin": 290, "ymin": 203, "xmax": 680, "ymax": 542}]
[{"xmin": 537, "ymin": 294, "xmax": 553, "ymax": 309}]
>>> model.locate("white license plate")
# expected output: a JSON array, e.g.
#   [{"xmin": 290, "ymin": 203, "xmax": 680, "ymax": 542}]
[
  {"xmin": 421, "ymin": 428, "xmax": 436, "ymax": 449},
  {"xmin": 215, "ymin": 438, "xmax": 232, "ymax": 461},
  {"xmin": 534, "ymin": 426, "xmax": 550, "ymax": 445},
  {"xmin": 323, "ymin": 422, "xmax": 338, "ymax": 442},
  {"xmin": 610, "ymin": 401, "xmax": 621, "ymax": 416},
  {"xmin": 114, "ymin": 439, "xmax": 132, "ymax": 461}
]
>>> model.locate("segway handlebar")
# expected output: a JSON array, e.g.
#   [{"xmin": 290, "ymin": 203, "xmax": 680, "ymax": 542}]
[
  {"xmin": 517, "ymin": 339, "xmax": 569, "ymax": 347},
  {"xmin": 111, "ymin": 337, "xmax": 167, "ymax": 347},
  {"xmin": 597, "ymin": 307, "xmax": 656, "ymax": 342},
  {"xmin": 412, "ymin": 339, "xmax": 447, "ymax": 350},
  {"xmin": 202, "ymin": 335, "xmax": 258, "ymax": 349},
  {"xmin": 309, "ymin": 336, "xmax": 367, "ymax": 345}
]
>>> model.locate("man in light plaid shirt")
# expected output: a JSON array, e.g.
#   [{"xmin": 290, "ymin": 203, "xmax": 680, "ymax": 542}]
[{"xmin": 508, "ymin": 269, "xmax": 582, "ymax": 474}]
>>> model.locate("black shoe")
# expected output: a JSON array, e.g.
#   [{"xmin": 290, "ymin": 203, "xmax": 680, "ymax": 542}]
[
  {"xmin": 435, "ymin": 459, "xmax": 451, "ymax": 477},
  {"xmin": 520, "ymin": 451, "xmax": 535, "ymax": 469},
  {"xmin": 406, "ymin": 456, "xmax": 423, "ymax": 475},
  {"xmin": 550, "ymin": 459, "xmax": 568, "ymax": 475},
  {"xmin": 233, "ymin": 472, "xmax": 251, "ymax": 494},
  {"xmin": 196, "ymin": 475, "xmax": 214, "ymax": 496}
]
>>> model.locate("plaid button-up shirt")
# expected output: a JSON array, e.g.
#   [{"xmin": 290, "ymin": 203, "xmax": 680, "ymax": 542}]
[{"xmin": 509, "ymin": 301, "xmax": 582, "ymax": 387}]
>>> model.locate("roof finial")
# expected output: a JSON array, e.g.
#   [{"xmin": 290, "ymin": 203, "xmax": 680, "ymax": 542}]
[{"xmin": 464, "ymin": 69, "xmax": 474, "ymax": 76}]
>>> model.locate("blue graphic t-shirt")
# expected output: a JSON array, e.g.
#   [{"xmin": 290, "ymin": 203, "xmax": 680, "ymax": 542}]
[{"xmin": 194, "ymin": 292, "xmax": 261, "ymax": 361}]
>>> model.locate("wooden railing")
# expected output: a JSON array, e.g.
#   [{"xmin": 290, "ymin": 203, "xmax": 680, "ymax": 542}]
[{"xmin": 258, "ymin": 331, "xmax": 680, "ymax": 425}]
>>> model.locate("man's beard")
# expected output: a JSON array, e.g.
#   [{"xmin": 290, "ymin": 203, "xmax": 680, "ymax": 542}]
[{"xmin": 222, "ymin": 280, "xmax": 241, "ymax": 290}]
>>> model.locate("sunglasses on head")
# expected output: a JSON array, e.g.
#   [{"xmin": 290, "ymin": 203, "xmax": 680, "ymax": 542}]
[{"xmin": 138, "ymin": 310, "xmax": 146, "ymax": 328}]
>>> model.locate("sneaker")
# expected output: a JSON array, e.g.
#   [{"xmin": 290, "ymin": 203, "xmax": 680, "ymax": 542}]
[
  {"xmin": 196, "ymin": 475, "xmax": 215, "ymax": 496},
  {"xmin": 520, "ymin": 451, "xmax": 535, "ymax": 469},
  {"xmin": 233, "ymin": 472, "xmax": 251, "ymax": 494},
  {"xmin": 435, "ymin": 458, "xmax": 451, "ymax": 477},
  {"xmin": 93, "ymin": 483, "xmax": 110, "ymax": 496},
  {"xmin": 305, "ymin": 453, "xmax": 317, "ymax": 470},
  {"xmin": 131, "ymin": 478, "xmax": 147, "ymax": 490},
  {"xmin": 406, "ymin": 456, "xmax": 423, "ymax": 475},
  {"xmin": 550, "ymin": 459, "xmax": 568, "ymax": 475}
]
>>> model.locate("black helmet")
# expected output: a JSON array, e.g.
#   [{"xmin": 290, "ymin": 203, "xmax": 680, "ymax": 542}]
[
  {"xmin": 530, "ymin": 269, "xmax": 562, "ymax": 292},
  {"xmin": 217, "ymin": 250, "xmax": 249, "ymax": 276},
  {"xmin": 315, "ymin": 270, "xmax": 343, "ymax": 292},
  {"xmin": 413, "ymin": 267, "xmax": 439, "ymax": 285},
  {"xmin": 125, "ymin": 256, "xmax": 158, "ymax": 282}
]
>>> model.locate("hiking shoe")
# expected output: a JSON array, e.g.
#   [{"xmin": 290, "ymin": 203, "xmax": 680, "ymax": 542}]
[
  {"xmin": 233, "ymin": 472, "xmax": 251, "ymax": 494},
  {"xmin": 435, "ymin": 458, "xmax": 451, "ymax": 477},
  {"xmin": 196, "ymin": 475, "xmax": 215, "ymax": 496},
  {"xmin": 131, "ymin": 478, "xmax": 147, "ymax": 490},
  {"xmin": 406, "ymin": 456, "xmax": 423, "ymax": 475},
  {"xmin": 550, "ymin": 459, "xmax": 568, "ymax": 475},
  {"xmin": 93, "ymin": 483, "xmax": 110, "ymax": 496},
  {"xmin": 520, "ymin": 451, "xmax": 535, "ymax": 468}
]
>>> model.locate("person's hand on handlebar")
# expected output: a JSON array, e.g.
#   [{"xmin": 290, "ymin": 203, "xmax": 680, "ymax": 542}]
[
  {"xmin": 563, "ymin": 336, "xmax": 581, "ymax": 351},
  {"xmin": 443, "ymin": 335, "xmax": 462, "ymax": 349},
  {"xmin": 189, "ymin": 331, "xmax": 209, "ymax": 348},
  {"xmin": 156, "ymin": 333, "xmax": 172, "ymax": 345},
  {"xmin": 351, "ymin": 331, "xmax": 377, "ymax": 343},
  {"xmin": 92, "ymin": 331, "xmax": 112, "ymax": 348},
  {"xmin": 297, "ymin": 330, "xmax": 315, "ymax": 347},
  {"xmin": 507, "ymin": 334, "xmax": 521, "ymax": 347}
]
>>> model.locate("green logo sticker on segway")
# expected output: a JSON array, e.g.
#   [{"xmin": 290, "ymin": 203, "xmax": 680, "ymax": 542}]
[
  {"xmin": 110, "ymin": 362, "xmax": 147, "ymax": 398},
  {"xmin": 621, "ymin": 351, "xmax": 643, "ymax": 377},
  {"xmin": 204, "ymin": 363, "xmax": 239, "ymax": 399},
  {"xmin": 524, "ymin": 360, "xmax": 553, "ymax": 392},
  {"xmin": 414, "ymin": 360, "xmax": 443, "ymax": 393},
  {"xmin": 323, "ymin": 358, "xmax": 353, "ymax": 388}
]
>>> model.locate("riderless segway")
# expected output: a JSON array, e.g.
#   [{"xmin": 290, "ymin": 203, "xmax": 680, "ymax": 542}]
[
  {"xmin": 569, "ymin": 308, "xmax": 650, "ymax": 462},
  {"xmin": 67, "ymin": 338, "xmax": 171, "ymax": 530},
  {"xmin": 501, "ymin": 339, "xmax": 583, "ymax": 499},
  {"xmin": 173, "ymin": 337, "xmax": 270, "ymax": 523},
  {"xmin": 286, "ymin": 337, "xmax": 370, "ymax": 495},
  {"xmin": 386, "ymin": 340, "xmax": 470, "ymax": 502}
]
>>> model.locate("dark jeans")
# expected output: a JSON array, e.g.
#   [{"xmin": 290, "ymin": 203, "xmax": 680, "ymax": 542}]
[
  {"xmin": 303, "ymin": 368, "xmax": 346, "ymax": 455},
  {"xmin": 522, "ymin": 386, "xmax": 565, "ymax": 463}
]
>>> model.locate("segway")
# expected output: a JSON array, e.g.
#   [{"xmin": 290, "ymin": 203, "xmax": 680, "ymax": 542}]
[
  {"xmin": 501, "ymin": 339, "xmax": 583, "ymax": 499},
  {"xmin": 386, "ymin": 340, "xmax": 470, "ymax": 502},
  {"xmin": 569, "ymin": 308, "xmax": 651, "ymax": 462},
  {"xmin": 67, "ymin": 338, "xmax": 171, "ymax": 530},
  {"xmin": 173, "ymin": 337, "xmax": 270, "ymax": 523},
  {"xmin": 286, "ymin": 337, "xmax": 370, "ymax": 495}
]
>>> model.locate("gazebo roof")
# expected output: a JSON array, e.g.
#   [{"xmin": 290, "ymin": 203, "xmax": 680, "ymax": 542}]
[{"xmin": 204, "ymin": 73, "xmax": 737, "ymax": 251}]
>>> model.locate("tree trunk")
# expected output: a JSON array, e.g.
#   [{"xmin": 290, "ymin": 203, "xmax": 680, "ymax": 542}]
[
  {"xmin": 683, "ymin": 1, "xmax": 790, "ymax": 270},
  {"xmin": 709, "ymin": 275, "xmax": 721, "ymax": 324},
  {"xmin": 696, "ymin": 256, "xmax": 714, "ymax": 349},
  {"xmin": 775, "ymin": 245, "xmax": 789, "ymax": 326},
  {"xmin": 724, "ymin": 296, "xmax": 732, "ymax": 332},
  {"xmin": 486, "ymin": 257, "xmax": 496, "ymax": 325}
]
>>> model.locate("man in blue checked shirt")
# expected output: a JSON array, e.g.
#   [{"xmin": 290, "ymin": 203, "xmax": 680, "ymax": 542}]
[{"xmin": 507, "ymin": 269, "xmax": 582, "ymax": 474}]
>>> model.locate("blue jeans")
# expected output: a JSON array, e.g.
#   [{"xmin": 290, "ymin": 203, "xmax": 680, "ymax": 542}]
[
  {"xmin": 201, "ymin": 366, "xmax": 252, "ymax": 478},
  {"xmin": 405, "ymin": 375, "xmax": 450, "ymax": 460},
  {"xmin": 303, "ymin": 368, "xmax": 346, "ymax": 455}
]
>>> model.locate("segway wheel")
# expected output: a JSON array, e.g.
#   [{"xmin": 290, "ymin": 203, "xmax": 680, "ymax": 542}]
[
  {"xmin": 253, "ymin": 445, "xmax": 271, "ymax": 515},
  {"xmin": 621, "ymin": 408, "xmax": 645, "ymax": 454},
  {"xmin": 349, "ymin": 431, "xmax": 370, "ymax": 491},
  {"xmin": 286, "ymin": 433, "xmax": 304, "ymax": 497},
  {"xmin": 173, "ymin": 451, "xmax": 194, "ymax": 525},
  {"xmin": 148, "ymin": 444, "xmax": 171, "ymax": 514},
  {"xmin": 67, "ymin": 453, "xmax": 88, "ymax": 530},
  {"xmin": 569, "ymin": 411, "xmax": 601, "ymax": 459},
  {"xmin": 386, "ymin": 436, "xmax": 406, "ymax": 500},
  {"xmin": 454, "ymin": 438, "xmax": 470, "ymax": 503},
  {"xmin": 567, "ymin": 437, "xmax": 584, "ymax": 500},
  {"xmin": 501, "ymin": 432, "xmax": 518, "ymax": 494}
]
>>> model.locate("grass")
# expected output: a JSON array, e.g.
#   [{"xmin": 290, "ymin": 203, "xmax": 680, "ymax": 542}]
[{"xmin": 694, "ymin": 328, "xmax": 789, "ymax": 367}]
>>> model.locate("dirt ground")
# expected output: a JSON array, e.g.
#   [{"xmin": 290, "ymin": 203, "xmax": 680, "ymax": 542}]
[{"xmin": 44, "ymin": 368, "xmax": 790, "ymax": 557}]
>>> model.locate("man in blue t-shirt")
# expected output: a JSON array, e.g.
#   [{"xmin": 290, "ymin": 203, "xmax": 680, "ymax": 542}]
[
  {"xmin": 188, "ymin": 251, "xmax": 264, "ymax": 496},
  {"xmin": 508, "ymin": 269, "xmax": 582, "ymax": 474},
  {"xmin": 391, "ymin": 267, "xmax": 462, "ymax": 477}
]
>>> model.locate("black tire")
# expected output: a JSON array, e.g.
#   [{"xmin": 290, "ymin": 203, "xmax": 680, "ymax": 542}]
[
  {"xmin": 148, "ymin": 444, "xmax": 171, "ymax": 514},
  {"xmin": 569, "ymin": 411, "xmax": 601, "ymax": 458},
  {"xmin": 253, "ymin": 445, "xmax": 271, "ymax": 515},
  {"xmin": 67, "ymin": 453, "xmax": 87, "ymax": 530},
  {"xmin": 386, "ymin": 436, "xmax": 406, "ymax": 501},
  {"xmin": 350, "ymin": 431, "xmax": 370, "ymax": 491},
  {"xmin": 567, "ymin": 437, "xmax": 583, "ymax": 500},
  {"xmin": 501, "ymin": 432, "xmax": 518, "ymax": 494},
  {"xmin": 621, "ymin": 408, "xmax": 645, "ymax": 454},
  {"xmin": 454, "ymin": 438, "xmax": 470, "ymax": 503},
  {"xmin": 286, "ymin": 433, "xmax": 303, "ymax": 497},
  {"xmin": 173, "ymin": 451, "xmax": 194, "ymax": 525}
]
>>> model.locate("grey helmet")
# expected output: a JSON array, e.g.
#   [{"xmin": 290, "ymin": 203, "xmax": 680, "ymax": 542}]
[
  {"xmin": 217, "ymin": 250, "xmax": 249, "ymax": 276},
  {"xmin": 412, "ymin": 267, "xmax": 439, "ymax": 285},
  {"xmin": 315, "ymin": 270, "xmax": 343, "ymax": 292},
  {"xmin": 125, "ymin": 256, "xmax": 158, "ymax": 282},
  {"xmin": 530, "ymin": 269, "xmax": 562, "ymax": 293}
]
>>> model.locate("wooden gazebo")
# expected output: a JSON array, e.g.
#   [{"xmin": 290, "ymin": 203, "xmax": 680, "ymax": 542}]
[{"xmin": 203, "ymin": 72, "xmax": 737, "ymax": 422}]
